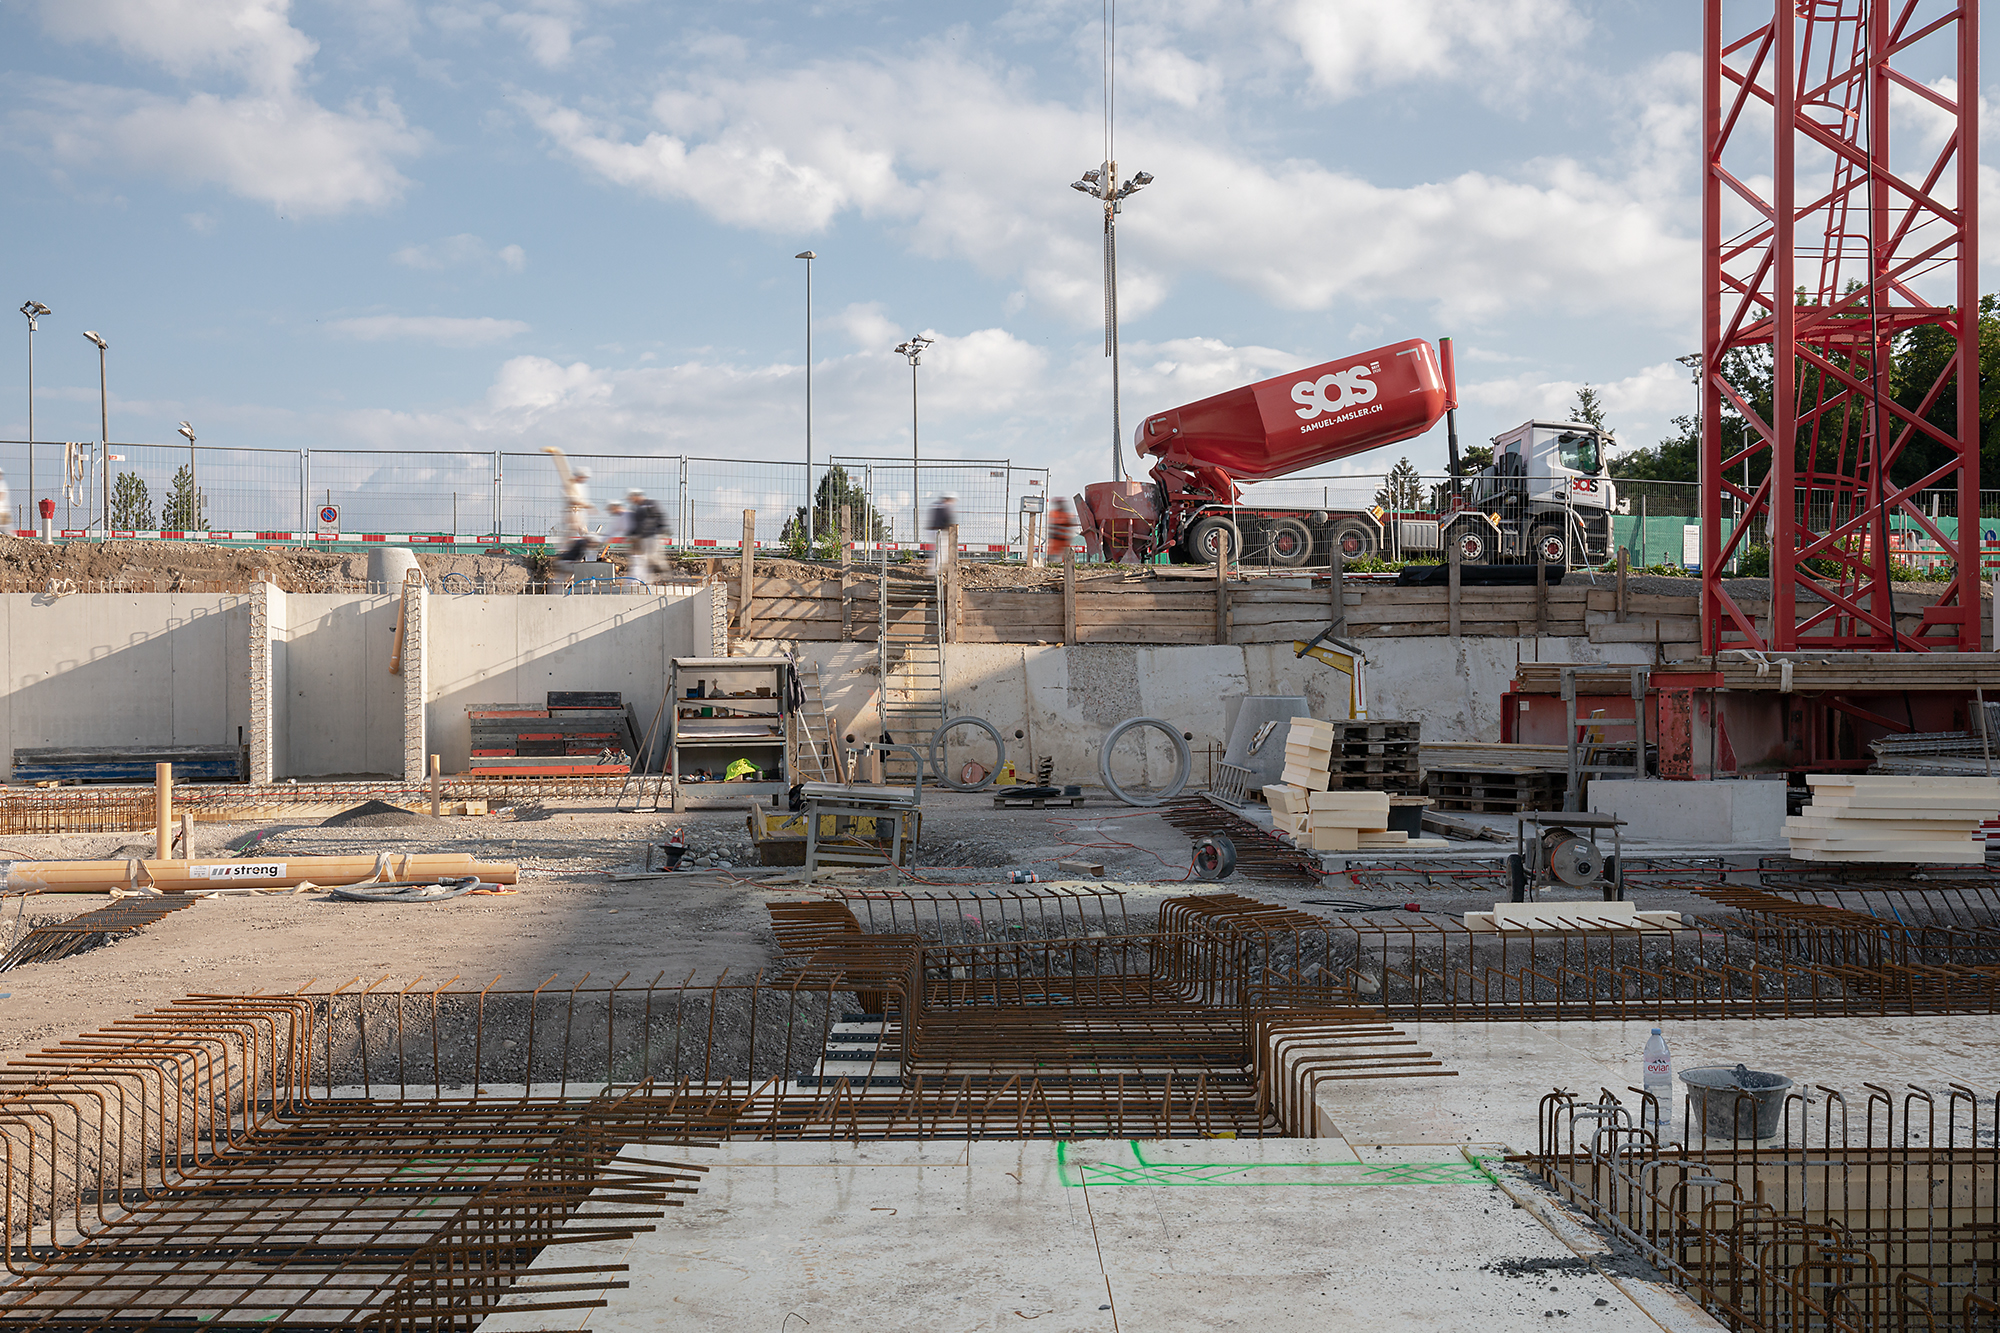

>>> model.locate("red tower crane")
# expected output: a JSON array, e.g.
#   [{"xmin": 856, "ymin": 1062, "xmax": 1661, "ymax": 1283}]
[{"xmin": 1701, "ymin": 0, "xmax": 1981, "ymax": 654}]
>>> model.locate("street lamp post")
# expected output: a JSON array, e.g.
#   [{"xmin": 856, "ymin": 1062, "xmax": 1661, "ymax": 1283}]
[
  {"xmin": 176, "ymin": 421, "xmax": 197, "ymax": 532},
  {"xmin": 795, "ymin": 251, "xmax": 817, "ymax": 545},
  {"xmin": 1068, "ymin": 163, "xmax": 1153, "ymax": 483},
  {"xmin": 20, "ymin": 300, "xmax": 50, "ymax": 529},
  {"xmin": 83, "ymin": 332, "xmax": 107, "ymax": 532},
  {"xmin": 893, "ymin": 336, "xmax": 933, "ymax": 553}
]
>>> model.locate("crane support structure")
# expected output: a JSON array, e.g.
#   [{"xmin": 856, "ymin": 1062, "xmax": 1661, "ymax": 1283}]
[{"xmin": 1701, "ymin": 0, "xmax": 1981, "ymax": 653}]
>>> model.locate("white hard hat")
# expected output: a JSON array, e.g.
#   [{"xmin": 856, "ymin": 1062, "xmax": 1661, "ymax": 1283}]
[
  {"xmin": 574, "ymin": 467, "xmax": 592, "ymax": 480},
  {"xmin": 942, "ymin": 492, "xmax": 958, "ymax": 502}
]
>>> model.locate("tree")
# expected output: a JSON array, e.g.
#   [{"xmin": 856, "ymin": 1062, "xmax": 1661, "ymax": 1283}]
[
  {"xmin": 1374, "ymin": 457, "xmax": 1425, "ymax": 512},
  {"xmin": 110, "ymin": 472, "xmax": 152, "ymax": 529},
  {"xmin": 160, "ymin": 465, "xmax": 207, "ymax": 531},
  {"xmin": 1889, "ymin": 292, "xmax": 2000, "ymax": 488},
  {"xmin": 782, "ymin": 464, "xmax": 891, "ymax": 555},
  {"xmin": 1572, "ymin": 383, "xmax": 1611, "ymax": 435}
]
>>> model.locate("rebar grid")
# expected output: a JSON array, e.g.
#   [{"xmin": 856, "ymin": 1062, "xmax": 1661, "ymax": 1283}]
[
  {"xmin": 1156, "ymin": 894, "xmax": 2000, "ymax": 1021},
  {"xmin": 0, "ymin": 992, "xmax": 711, "ymax": 1331},
  {"xmin": 826, "ymin": 884, "xmax": 1133, "ymax": 943},
  {"xmin": 1749, "ymin": 876, "xmax": 2000, "ymax": 938},
  {"xmin": 1530, "ymin": 1081, "xmax": 2000, "ymax": 1333},
  {"xmin": 1694, "ymin": 885, "xmax": 2000, "ymax": 969},
  {"xmin": 0, "ymin": 896, "xmax": 199, "ymax": 973}
]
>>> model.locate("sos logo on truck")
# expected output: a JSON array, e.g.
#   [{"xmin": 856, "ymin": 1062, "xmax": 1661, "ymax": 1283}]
[{"xmin": 1290, "ymin": 364, "xmax": 1379, "ymax": 420}]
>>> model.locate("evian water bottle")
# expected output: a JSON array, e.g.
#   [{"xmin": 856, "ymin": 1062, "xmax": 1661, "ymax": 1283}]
[{"xmin": 1642, "ymin": 1027, "xmax": 1673, "ymax": 1137}]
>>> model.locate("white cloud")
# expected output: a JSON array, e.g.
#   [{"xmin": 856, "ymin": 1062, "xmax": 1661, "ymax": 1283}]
[
  {"xmin": 393, "ymin": 234, "xmax": 528, "ymax": 272},
  {"xmin": 1277, "ymin": 0, "xmax": 1584, "ymax": 102},
  {"xmin": 521, "ymin": 43, "xmax": 1695, "ymax": 331},
  {"xmin": 499, "ymin": 10, "xmax": 576, "ymax": 69},
  {"xmin": 35, "ymin": 0, "xmax": 317, "ymax": 93},
  {"xmin": 329, "ymin": 315, "xmax": 530, "ymax": 346},
  {"xmin": 19, "ymin": 0, "xmax": 419, "ymax": 214}
]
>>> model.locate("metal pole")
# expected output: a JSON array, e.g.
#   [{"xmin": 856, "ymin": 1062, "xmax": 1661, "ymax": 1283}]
[
  {"xmin": 911, "ymin": 358, "xmax": 920, "ymax": 554},
  {"xmin": 1107, "ymin": 213, "xmax": 1124, "ymax": 483},
  {"xmin": 99, "ymin": 352, "xmax": 108, "ymax": 530},
  {"xmin": 25, "ymin": 313, "xmax": 36, "ymax": 523},
  {"xmin": 798, "ymin": 251, "xmax": 816, "ymax": 545}
]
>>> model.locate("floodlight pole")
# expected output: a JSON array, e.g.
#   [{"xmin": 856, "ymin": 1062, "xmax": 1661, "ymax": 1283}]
[
  {"xmin": 1069, "ymin": 163, "xmax": 1153, "ymax": 484},
  {"xmin": 20, "ymin": 300, "xmax": 50, "ymax": 529},
  {"xmin": 894, "ymin": 335, "xmax": 933, "ymax": 555},
  {"xmin": 796, "ymin": 250, "xmax": 817, "ymax": 544},
  {"xmin": 84, "ymin": 332, "xmax": 108, "ymax": 531}
]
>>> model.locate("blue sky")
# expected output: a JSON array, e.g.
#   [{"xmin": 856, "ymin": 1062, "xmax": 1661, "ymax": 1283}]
[{"xmin": 0, "ymin": 0, "xmax": 1991, "ymax": 533}]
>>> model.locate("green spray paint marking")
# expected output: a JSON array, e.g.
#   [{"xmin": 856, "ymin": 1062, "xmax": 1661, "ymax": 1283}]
[{"xmin": 1055, "ymin": 1141, "xmax": 1492, "ymax": 1188}]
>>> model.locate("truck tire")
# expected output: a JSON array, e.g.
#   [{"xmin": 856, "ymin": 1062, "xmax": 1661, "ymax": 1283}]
[
  {"xmin": 1265, "ymin": 518, "xmax": 1313, "ymax": 567},
  {"xmin": 1445, "ymin": 522, "xmax": 1489, "ymax": 563},
  {"xmin": 1531, "ymin": 523, "xmax": 1570, "ymax": 566},
  {"xmin": 1185, "ymin": 516, "xmax": 1240, "ymax": 565},
  {"xmin": 1331, "ymin": 520, "xmax": 1376, "ymax": 561}
]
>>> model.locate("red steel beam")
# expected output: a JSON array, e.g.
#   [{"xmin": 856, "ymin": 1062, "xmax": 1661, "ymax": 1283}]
[{"xmin": 1702, "ymin": 0, "xmax": 1980, "ymax": 654}]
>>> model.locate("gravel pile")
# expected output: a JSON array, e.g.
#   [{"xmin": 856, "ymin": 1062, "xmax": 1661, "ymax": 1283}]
[{"xmin": 320, "ymin": 801, "xmax": 441, "ymax": 829}]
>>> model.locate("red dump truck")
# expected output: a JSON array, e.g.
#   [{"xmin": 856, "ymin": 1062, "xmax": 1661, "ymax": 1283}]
[{"xmin": 1079, "ymin": 336, "xmax": 1622, "ymax": 567}]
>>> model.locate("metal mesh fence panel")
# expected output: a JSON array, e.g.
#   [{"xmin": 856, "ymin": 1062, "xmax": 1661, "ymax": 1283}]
[
  {"xmin": 305, "ymin": 450, "xmax": 498, "ymax": 534},
  {"xmin": 496, "ymin": 452, "xmax": 688, "ymax": 542},
  {"xmin": 678, "ymin": 457, "xmax": 807, "ymax": 547},
  {"xmin": 828, "ymin": 457, "xmax": 1045, "ymax": 550}
]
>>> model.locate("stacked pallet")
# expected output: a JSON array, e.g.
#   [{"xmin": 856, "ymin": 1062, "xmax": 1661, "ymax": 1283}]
[
  {"xmin": 467, "ymin": 691, "xmax": 639, "ymax": 776},
  {"xmin": 1784, "ymin": 775, "xmax": 1999, "ymax": 864},
  {"xmin": 1277, "ymin": 718, "xmax": 1421, "ymax": 793},
  {"xmin": 1426, "ymin": 765, "xmax": 1564, "ymax": 813}
]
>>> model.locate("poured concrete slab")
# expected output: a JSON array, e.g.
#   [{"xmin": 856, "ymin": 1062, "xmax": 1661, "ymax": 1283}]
[
  {"xmin": 1311, "ymin": 1015, "xmax": 2000, "ymax": 1152},
  {"xmin": 483, "ymin": 1137, "xmax": 1718, "ymax": 1331}
]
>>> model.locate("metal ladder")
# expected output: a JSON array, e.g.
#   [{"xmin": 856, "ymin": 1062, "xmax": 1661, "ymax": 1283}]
[
  {"xmin": 876, "ymin": 573, "xmax": 944, "ymax": 783},
  {"xmin": 790, "ymin": 660, "xmax": 840, "ymax": 782},
  {"xmin": 1561, "ymin": 665, "xmax": 1649, "ymax": 812}
]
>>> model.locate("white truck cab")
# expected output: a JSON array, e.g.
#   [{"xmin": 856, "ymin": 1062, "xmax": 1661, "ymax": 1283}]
[{"xmin": 1470, "ymin": 420, "xmax": 1622, "ymax": 564}]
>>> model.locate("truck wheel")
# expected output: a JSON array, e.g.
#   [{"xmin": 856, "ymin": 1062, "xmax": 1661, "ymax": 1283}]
[
  {"xmin": 1447, "ymin": 525, "xmax": 1489, "ymax": 563},
  {"xmin": 1531, "ymin": 524, "xmax": 1570, "ymax": 566},
  {"xmin": 1265, "ymin": 518, "xmax": 1313, "ymax": 567},
  {"xmin": 1185, "ymin": 516, "xmax": 1240, "ymax": 565},
  {"xmin": 1332, "ymin": 520, "xmax": 1376, "ymax": 561}
]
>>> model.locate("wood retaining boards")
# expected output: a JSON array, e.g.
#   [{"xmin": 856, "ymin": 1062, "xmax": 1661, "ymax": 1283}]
[{"xmin": 722, "ymin": 574, "xmax": 1704, "ymax": 646}]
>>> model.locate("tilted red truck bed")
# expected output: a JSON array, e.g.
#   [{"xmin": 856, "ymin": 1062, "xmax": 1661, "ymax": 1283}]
[{"xmin": 1132, "ymin": 337, "xmax": 1450, "ymax": 481}]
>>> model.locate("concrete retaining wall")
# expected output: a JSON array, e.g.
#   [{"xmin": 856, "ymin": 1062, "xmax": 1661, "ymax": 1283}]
[
  {"xmin": 418, "ymin": 587, "xmax": 723, "ymax": 775},
  {"xmin": 0, "ymin": 592, "xmax": 252, "ymax": 779},
  {"xmin": 747, "ymin": 634, "xmax": 1655, "ymax": 781},
  {"xmin": 0, "ymin": 584, "xmax": 725, "ymax": 782}
]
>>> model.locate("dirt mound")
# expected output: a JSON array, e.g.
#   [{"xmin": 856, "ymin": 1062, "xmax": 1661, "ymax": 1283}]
[
  {"xmin": 0, "ymin": 536, "xmax": 542, "ymax": 594},
  {"xmin": 319, "ymin": 801, "xmax": 440, "ymax": 829}
]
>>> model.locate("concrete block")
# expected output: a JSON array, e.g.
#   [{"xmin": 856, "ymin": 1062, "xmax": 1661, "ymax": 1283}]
[{"xmin": 1588, "ymin": 776, "xmax": 1787, "ymax": 845}]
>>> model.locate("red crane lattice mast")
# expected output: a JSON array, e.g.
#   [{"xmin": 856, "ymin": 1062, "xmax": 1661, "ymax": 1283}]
[{"xmin": 1701, "ymin": 0, "xmax": 1981, "ymax": 653}]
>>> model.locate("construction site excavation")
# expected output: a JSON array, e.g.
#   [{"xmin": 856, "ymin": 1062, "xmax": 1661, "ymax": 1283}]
[{"xmin": 3, "ymin": 4, "xmax": 2000, "ymax": 1333}]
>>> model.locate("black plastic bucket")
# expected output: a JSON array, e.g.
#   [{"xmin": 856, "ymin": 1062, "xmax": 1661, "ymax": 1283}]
[{"xmin": 1680, "ymin": 1064, "xmax": 1793, "ymax": 1140}]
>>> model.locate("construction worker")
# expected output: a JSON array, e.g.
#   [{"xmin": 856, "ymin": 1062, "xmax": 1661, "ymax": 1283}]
[
  {"xmin": 627, "ymin": 488, "xmax": 668, "ymax": 584},
  {"xmin": 1046, "ymin": 495, "xmax": 1079, "ymax": 561},
  {"xmin": 559, "ymin": 465, "xmax": 594, "ymax": 563},
  {"xmin": 926, "ymin": 491, "xmax": 959, "ymax": 575}
]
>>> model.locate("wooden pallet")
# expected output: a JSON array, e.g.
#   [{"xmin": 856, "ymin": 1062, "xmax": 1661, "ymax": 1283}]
[
  {"xmin": 1312, "ymin": 720, "xmax": 1420, "ymax": 743},
  {"xmin": 1328, "ymin": 772, "xmax": 1424, "ymax": 793},
  {"xmin": 1327, "ymin": 756, "xmax": 1421, "ymax": 774},
  {"xmin": 1426, "ymin": 765, "xmax": 1563, "ymax": 813},
  {"xmin": 992, "ymin": 793, "xmax": 1084, "ymax": 808}
]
